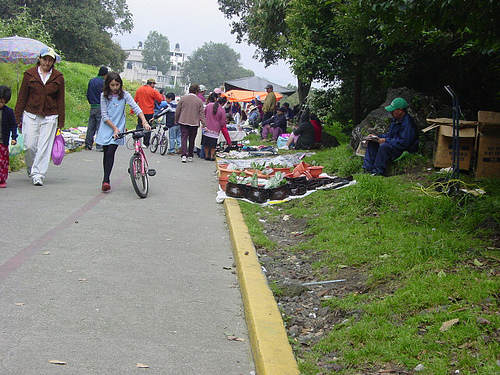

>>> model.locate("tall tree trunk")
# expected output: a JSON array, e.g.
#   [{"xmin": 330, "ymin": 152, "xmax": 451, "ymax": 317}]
[
  {"xmin": 297, "ymin": 78, "xmax": 311, "ymax": 105},
  {"xmin": 353, "ymin": 60, "xmax": 362, "ymax": 126}
]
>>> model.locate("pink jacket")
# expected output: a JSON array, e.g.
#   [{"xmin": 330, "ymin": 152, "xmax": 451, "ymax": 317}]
[{"xmin": 204, "ymin": 102, "xmax": 227, "ymax": 139}]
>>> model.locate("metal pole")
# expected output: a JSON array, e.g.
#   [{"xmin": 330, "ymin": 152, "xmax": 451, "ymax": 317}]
[{"xmin": 444, "ymin": 86, "xmax": 460, "ymax": 180}]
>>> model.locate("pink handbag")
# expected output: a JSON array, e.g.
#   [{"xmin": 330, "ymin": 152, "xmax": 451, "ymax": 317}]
[{"xmin": 51, "ymin": 128, "xmax": 65, "ymax": 165}]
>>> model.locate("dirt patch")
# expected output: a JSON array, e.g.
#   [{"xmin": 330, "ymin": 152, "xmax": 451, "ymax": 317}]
[{"xmin": 255, "ymin": 215, "xmax": 375, "ymax": 373}]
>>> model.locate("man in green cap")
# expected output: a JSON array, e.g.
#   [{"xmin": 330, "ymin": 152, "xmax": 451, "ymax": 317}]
[{"xmin": 362, "ymin": 97, "xmax": 419, "ymax": 175}]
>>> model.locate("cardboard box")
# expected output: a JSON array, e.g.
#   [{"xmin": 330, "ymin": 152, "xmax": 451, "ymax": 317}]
[
  {"xmin": 475, "ymin": 133, "xmax": 500, "ymax": 178},
  {"xmin": 478, "ymin": 111, "xmax": 500, "ymax": 126},
  {"xmin": 432, "ymin": 125, "xmax": 476, "ymax": 170},
  {"xmin": 475, "ymin": 111, "xmax": 500, "ymax": 178}
]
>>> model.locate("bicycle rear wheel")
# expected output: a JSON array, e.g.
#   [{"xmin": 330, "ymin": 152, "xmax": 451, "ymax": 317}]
[
  {"xmin": 150, "ymin": 134, "xmax": 159, "ymax": 153},
  {"xmin": 129, "ymin": 153, "xmax": 149, "ymax": 198},
  {"xmin": 160, "ymin": 133, "xmax": 168, "ymax": 155}
]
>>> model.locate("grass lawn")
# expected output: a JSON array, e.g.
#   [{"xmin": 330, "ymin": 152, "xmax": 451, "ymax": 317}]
[{"xmin": 238, "ymin": 144, "xmax": 500, "ymax": 374}]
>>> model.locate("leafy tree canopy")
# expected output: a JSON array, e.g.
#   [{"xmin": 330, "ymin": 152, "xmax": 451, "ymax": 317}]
[
  {"xmin": 182, "ymin": 42, "xmax": 254, "ymax": 92},
  {"xmin": 0, "ymin": 6, "xmax": 52, "ymax": 45},
  {"xmin": 218, "ymin": 0, "xmax": 290, "ymax": 67},
  {"xmin": 0, "ymin": 0, "xmax": 133, "ymax": 69},
  {"xmin": 142, "ymin": 31, "xmax": 171, "ymax": 75}
]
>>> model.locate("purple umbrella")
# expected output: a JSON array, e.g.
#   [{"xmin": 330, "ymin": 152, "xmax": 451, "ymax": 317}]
[
  {"xmin": 0, "ymin": 36, "xmax": 61, "ymax": 92},
  {"xmin": 0, "ymin": 36, "xmax": 61, "ymax": 64}
]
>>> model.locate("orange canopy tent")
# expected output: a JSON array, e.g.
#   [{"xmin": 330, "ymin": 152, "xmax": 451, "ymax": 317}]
[{"xmin": 221, "ymin": 89, "xmax": 282, "ymax": 103}]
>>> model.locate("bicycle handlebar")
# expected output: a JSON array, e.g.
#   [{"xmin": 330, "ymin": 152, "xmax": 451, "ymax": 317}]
[{"xmin": 116, "ymin": 126, "xmax": 156, "ymax": 139}]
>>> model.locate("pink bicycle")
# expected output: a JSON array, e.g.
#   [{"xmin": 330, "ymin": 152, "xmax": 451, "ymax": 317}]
[{"xmin": 117, "ymin": 127, "xmax": 156, "ymax": 198}]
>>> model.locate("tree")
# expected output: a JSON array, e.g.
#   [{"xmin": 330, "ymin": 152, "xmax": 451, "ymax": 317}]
[
  {"xmin": 218, "ymin": 0, "xmax": 500, "ymax": 123},
  {"xmin": 1, "ymin": 0, "xmax": 133, "ymax": 68},
  {"xmin": 182, "ymin": 42, "xmax": 254, "ymax": 92},
  {"xmin": 89, "ymin": 35, "xmax": 127, "ymax": 72},
  {"xmin": 142, "ymin": 31, "xmax": 171, "ymax": 75},
  {"xmin": 218, "ymin": 0, "xmax": 316, "ymax": 103},
  {"xmin": 357, "ymin": 0, "xmax": 500, "ymax": 111},
  {"xmin": 0, "ymin": 6, "xmax": 52, "ymax": 45}
]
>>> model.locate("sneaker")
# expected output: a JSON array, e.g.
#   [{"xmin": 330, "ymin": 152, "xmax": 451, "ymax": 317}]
[
  {"xmin": 84, "ymin": 145, "xmax": 92, "ymax": 150},
  {"xmin": 26, "ymin": 168, "xmax": 31, "ymax": 178},
  {"xmin": 181, "ymin": 156, "xmax": 187, "ymax": 163},
  {"xmin": 101, "ymin": 182, "xmax": 111, "ymax": 191},
  {"xmin": 32, "ymin": 177, "xmax": 43, "ymax": 186},
  {"xmin": 187, "ymin": 156, "xmax": 193, "ymax": 162},
  {"xmin": 0, "ymin": 182, "xmax": 6, "ymax": 188}
]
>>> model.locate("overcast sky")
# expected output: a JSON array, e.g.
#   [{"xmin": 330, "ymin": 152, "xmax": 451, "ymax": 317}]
[{"xmin": 115, "ymin": 0, "xmax": 296, "ymax": 88}]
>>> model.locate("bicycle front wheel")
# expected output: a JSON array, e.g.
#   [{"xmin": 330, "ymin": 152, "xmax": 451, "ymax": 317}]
[
  {"xmin": 160, "ymin": 134, "xmax": 168, "ymax": 155},
  {"xmin": 150, "ymin": 134, "xmax": 159, "ymax": 153},
  {"xmin": 129, "ymin": 154, "xmax": 149, "ymax": 198}
]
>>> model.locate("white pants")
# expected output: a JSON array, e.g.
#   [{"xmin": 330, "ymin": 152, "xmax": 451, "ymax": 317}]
[{"xmin": 22, "ymin": 111, "xmax": 58, "ymax": 180}]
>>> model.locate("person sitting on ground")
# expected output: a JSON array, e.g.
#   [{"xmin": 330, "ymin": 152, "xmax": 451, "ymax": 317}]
[
  {"xmin": 247, "ymin": 105, "xmax": 261, "ymax": 128},
  {"xmin": 362, "ymin": 97, "xmax": 419, "ymax": 176},
  {"xmin": 282, "ymin": 102, "xmax": 294, "ymax": 121},
  {"xmin": 285, "ymin": 113, "xmax": 315, "ymax": 150},
  {"xmin": 310, "ymin": 113, "xmax": 323, "ymax": 148},
  {"xmin": 261, "ymin": 107, "xmax": 287, "ymax": 141}
]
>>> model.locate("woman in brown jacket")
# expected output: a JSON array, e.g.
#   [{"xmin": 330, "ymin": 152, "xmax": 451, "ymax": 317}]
[{"xmin": 15, "ymin": 47, "xmax": 65, "ymax": 186}]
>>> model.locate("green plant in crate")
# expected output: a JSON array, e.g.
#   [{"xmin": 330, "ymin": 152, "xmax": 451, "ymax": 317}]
[{"xmin": 264, "ymin": 171, "xmax": 287, "ymax": 188}]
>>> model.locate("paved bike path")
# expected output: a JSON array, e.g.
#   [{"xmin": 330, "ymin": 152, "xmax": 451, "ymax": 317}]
[{"xmin": 0, "ymin": 145, "xmax": 255, "ymax": 374}]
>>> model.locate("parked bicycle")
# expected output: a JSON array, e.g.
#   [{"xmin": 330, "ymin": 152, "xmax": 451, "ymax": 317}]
[
  {"xmin": 117, "ymin": 127, "xmax": 156, "ymax": 198},
  {"xmin": 149, "ymin": 118, "xmax": 168, "ymax": 155}
]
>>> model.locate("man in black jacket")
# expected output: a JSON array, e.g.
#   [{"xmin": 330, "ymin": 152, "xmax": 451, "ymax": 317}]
[
  {"xmin": 261, "ymin": 107, "xmax": 286, "ymax": 141},
  {"xmin": 85, "ymin": 66, "xmax": 108, "ymax": 151}
]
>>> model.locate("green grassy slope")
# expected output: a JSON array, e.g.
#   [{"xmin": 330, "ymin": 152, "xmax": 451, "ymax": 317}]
[{"xmin": 0, "ymin": 61, "xmax": 141, "ymax": 129}]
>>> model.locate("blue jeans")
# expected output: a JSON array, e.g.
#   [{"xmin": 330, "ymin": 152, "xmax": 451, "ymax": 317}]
[
  {"xmin": 362, "ymin": 142, "xmax": 403, "ymax": 175},
  {"xmin": 167, "ymin": 125, "xmax": 181, "ymax": 153}
]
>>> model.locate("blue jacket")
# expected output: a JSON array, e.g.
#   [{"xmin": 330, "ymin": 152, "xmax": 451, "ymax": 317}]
[
  {"xmin": 380, "ymin": 113, "xmax": 418, "ymax": 152},
  {"xmin": 1, "ymin": 105, "xmax": 18, "ymax": 146},
  {"xmin": 262, "ymin": 113, "xmax": 287, "ymax": 133},
  {"xmin": 86, "ymin": 76, "xmax": 105, "ymax": 108},
  {"xmin": 155, "ymin": 100, "xmax": 178, "ymax": 128}
]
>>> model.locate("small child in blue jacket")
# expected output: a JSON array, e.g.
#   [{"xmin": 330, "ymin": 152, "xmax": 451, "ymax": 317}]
[{"xmin": 0, "ymin": 85, "xmax": 18, "ymax": 188}]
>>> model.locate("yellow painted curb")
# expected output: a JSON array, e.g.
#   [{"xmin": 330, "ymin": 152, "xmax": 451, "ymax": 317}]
[{"xmin": 224, "ymin": 198, "xmax": 300, "ymax": 375}]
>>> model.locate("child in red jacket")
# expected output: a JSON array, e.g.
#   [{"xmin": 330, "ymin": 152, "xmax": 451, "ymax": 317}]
[{"xmin": 0, "ymin": 85, "xmax": 18, "ymax": 188}]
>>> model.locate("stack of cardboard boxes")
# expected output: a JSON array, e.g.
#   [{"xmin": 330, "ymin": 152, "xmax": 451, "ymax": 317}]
[
  {"xmin": 424, "ymin": 112, "xmax": 500, "ymax": 178},
  {"xmin": 423, "ymin": 118, "xmax": 478, "ymax": 171}
]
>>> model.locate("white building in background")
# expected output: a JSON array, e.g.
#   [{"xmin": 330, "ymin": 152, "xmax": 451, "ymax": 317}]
[{"xmin": 121, "ymin": 42, "xmax": 187, "ymax": 89}]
